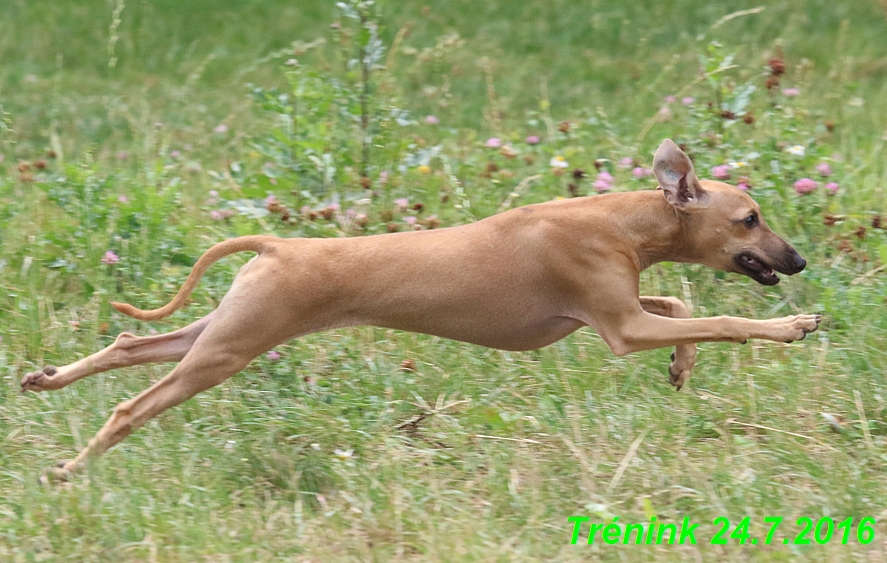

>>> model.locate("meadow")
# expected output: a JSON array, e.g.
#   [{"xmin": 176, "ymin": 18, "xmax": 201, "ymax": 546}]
[{"xmin": 1, "ymin": 0, "xmax": 886, "ymax": 561}]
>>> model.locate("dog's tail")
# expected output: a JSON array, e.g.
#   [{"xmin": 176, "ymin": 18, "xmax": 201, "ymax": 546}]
[{"xmin": 110, "ymin": 235, "xmax": 276, "ymax": 321}]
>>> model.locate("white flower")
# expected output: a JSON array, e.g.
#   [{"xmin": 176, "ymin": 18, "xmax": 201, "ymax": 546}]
[
  {"xmin": 334, "ymin": 448, "xmax": 354, "ymax": 460},
  {"xmin": 786, "ymin": 145, "xmax": 806, "ymax": 156},
  {"xmin": 549, "ymin": 156, "xmax": 569, "ymax": 168},
  {"xmin": 728, "ymin": 161, "xmax": 747, "ymax": 169}
]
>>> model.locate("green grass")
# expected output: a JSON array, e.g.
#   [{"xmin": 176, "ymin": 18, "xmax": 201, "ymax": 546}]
[{"xmin": 1, "ymin": 0, "xmax": 887, "ymax": 561}]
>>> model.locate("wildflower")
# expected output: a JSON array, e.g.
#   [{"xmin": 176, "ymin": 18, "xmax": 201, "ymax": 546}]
[
  {"xmin": 214, "ymin": 124, "xmax": 229, "ymax": 134},
  {"xmin": 793, "ymin": 178, "xmax": 817, "ymax": 195},
  {"xmin": 404, "ymin": 216, "xmax": 418, "ymax": 226},
  {"xmin": 663, "ymin": 95, "xmax": 676, "ymax": 104},
  {"xmin": 170, "ymin": 150, "xmax": 181, "ymax": 159},
  {"xmin": 550, "ymin": 156, "xmax": 569, "ymax": 168},
  {"xmin": 786, "ymin": 145, "xmax": 806, "ymax": 156},
  {"xmin": 424, "ymin": 115, "xmax": 440, "ymax": 125},
  {"xmin": 736, "ymin": 182, "xmax": 750, "ymax": 191},
  {"xmin": 210, "ymin": 210, "xmax": 224, "ymax": 221},
  {"xmin": 485, "ymin": 137, "xmax": 502, "ymax": 148},
  {"xmin": 379, "ymin": 170, "xmax": 389, "ymax": 187},
  {"xmin": 525, "ymin": 135, "xmax": 540, "ymax": 145},
  {"xmin": 617, "ymin": 157, "xmax": 634, "ymax": 169},
  {"xmin": 118, "ymin": 195, "xmax": 128, "ymax": 203},
  {"xmin": 499, "ymin": 145, "xmax": 518, "ymax": 159},
  {"xmin": 394, "ymin": 197, "xmax": 409, "ymax": 210},
  {"xmin": 266, "ymin": 350, "xmax": 281, "ymax": 361},
  {"xmin": 782, "ymin": 88, "xmax": 800, "ymax": 97},
  {"xmin": 769, "ymin": 57, "xmax": 786, "ymax": 76},
  {"xmin": 826, "ymin": 182, "xmax": 839, "ymax": 194},
  {"xmin": 681, "ymin": 97, "xmax": 695, "ymax": 105},
  {"xmin": 334, "ymin": 448, "xmax": 354, "ymax": 460},
  {"xmin": 284, "ymin": 58, "xmax": 299, "ymax": 67},
  {"xmin": 592, "ymin": 180, "xmax": 611, "ymax": 193},
  {"xmin": 711, "ymin": 165, "xmax": 730, "ymax": 180},
  {"xmin": 417, "ymin": 164, "xmax": 431, "ymax": 174},
  {"xmin": 815, "ymin": 162, "xmax": 833, "ymax": 177},
  {"xmin": 68, "ymin": 320, "xmax": 80, "ymax": 329},
  {"xmin": 596, "ymin": 170, "xmax": 614, "ymax": 184},
  {"xmin": 631, "ymin": 167, "xmax": 652, "ymax": 179},
  {"xmin": 101, "ymin": 251, "xmax": 120, "ymax": 265},
  {"xmin": 728, "ymin": 161, "xmax": 746, "ymax": 169}
]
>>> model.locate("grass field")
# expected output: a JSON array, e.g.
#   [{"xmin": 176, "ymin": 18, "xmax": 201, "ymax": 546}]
[{"xmin": 2, "ymin": 0, "xmax": 887, "ymax": 561}]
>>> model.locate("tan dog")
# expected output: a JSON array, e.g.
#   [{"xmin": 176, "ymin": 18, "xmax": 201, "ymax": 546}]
[{"xmin": 22, "ymin": 139, "xmax": 821, "ymax": 479}]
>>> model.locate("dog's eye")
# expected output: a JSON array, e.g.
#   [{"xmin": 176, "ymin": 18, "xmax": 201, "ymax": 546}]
[{"xmin": 744, "ymin": 214, "xmax": 758, "ymax": 228}]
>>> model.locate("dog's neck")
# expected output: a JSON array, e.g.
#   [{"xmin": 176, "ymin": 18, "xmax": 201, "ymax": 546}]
[{"xmin": 614, "ymin": 190, "xmax": 701, "ymax": 271}]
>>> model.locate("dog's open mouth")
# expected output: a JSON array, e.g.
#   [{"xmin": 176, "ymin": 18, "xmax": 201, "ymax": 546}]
[{"xmin": 735, "ymin": 253, "xmax": 780, "ymax": 285}]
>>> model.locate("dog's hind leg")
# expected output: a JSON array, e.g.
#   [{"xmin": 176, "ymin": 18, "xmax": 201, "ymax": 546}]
[
  {"xmin": 44, "ymin": 292, "xmax": 297, "ymax": 480},
  {"xmin": 21, "ymin": 312, "xmax": 216, "ymax": 393},
  {"xmin": 639, "ymin": 296, "xmax": 696, "ymax": 390}
]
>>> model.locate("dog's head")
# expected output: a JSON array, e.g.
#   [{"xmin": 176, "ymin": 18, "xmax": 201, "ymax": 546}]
[{"xmin": 652, "ymin": 139, "xmax": 806, "ymax": 285}]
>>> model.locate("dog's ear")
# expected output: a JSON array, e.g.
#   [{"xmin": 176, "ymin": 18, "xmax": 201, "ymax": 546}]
[{"xmin": 653, "ymin": 139, "xmax": 707, "ymax": 207}]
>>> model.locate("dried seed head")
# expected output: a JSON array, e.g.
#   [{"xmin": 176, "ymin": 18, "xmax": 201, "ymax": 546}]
[
  {"xmin": 872, "ymin": 215, "xmax": 882, "ymax": 229},
  {"xmin": 400, "ymin": 359, "xmax": 416, "ymax": 372},
  {"xmin": 768, "ymin": 57, "xmax": 786, "ymax": 76},
  {"xmin": 856, "ymin": 226, "xmax": 867, "ymax": 239},
  {"xmin": 823, "ymin": 214, "xmax": 837, "ymax": 227},
  {"xmin": 359, "ymin": 176, "xmax": 373, "ymax": 189},
  {"xmin": 386, "ymin": 222, "xmax": 400, "ymax": 233},
  {"xmin": 572, "ymin": 168, "xmax": 586, "ymax": 180},
  {"xmin": 558, "ymin": 121, "xmax": 571, "ymax": 134},
  {"xmin": 743, "ymin": 112, "xmax": 756, "ymax": 124},
  {"xmin": 17, "ymin": 161, "xmax": 30, "ymax": 172}
]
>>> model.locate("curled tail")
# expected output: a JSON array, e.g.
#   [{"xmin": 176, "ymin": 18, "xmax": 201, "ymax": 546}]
[{"xmin": 110, "ymin": 235, "xmax": 276, "ymax": 321}]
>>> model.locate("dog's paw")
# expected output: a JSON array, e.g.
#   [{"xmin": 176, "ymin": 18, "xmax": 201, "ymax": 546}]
[
  {"xmin": 774, "ymin": 314, "xmax": 822, "ymax": 344},
  {"xmin": 37, "ymin": 462, "xmax": 75, "ymax": 486},
  {"xmin": 667, "ymin": 344, "xmax": 697, "ymax": 391},
  {"xmin": 20, "ymin": 366, "xmax": 59, "ymax": 393}
]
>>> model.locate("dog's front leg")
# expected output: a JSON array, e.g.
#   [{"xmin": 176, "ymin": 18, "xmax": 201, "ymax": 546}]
[
  {"xmin": 598, "ymin": 310, "xmax": 821, "ymax": 358},
  {"xmin": 639, "ymin": 296, "xmax": 696, "ymax": 389}
]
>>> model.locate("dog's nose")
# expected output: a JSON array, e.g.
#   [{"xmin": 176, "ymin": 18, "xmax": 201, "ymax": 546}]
[{"xmin": 793, "ymin": 254, "xmax": 806, "ymax": 273}]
